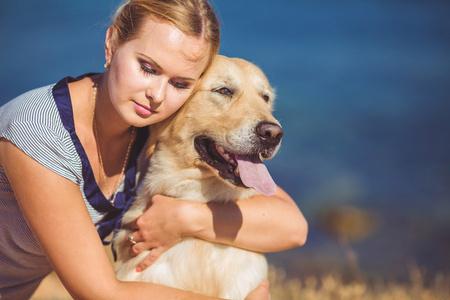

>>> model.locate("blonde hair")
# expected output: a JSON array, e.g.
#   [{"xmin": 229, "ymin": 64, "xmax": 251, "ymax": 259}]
[{"xmin": 112, "ymin": 0, "xmax": 220, "ymax": 71}]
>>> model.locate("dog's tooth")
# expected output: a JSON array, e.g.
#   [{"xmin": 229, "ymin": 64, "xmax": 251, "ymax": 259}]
[
  {"xmin": 223, "ymin": 152, "xmax": 230, "ymax": 161},
  {"xmin": 215, "ymin": 144, "xmax": 236, "ymax": 163},
  {"xmin": 234, "ymin": 166, "xmax": 240, "ymax": 176},
  {"xmin": 216, "ymin": 144, "xmax": 225, "ymax": 155},
  {"xmin": 226, "ymin": 154, "xmax": 236, "ymax": 165}
]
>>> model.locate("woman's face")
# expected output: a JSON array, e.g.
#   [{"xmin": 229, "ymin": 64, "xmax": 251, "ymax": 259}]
[{"xmin": 105, "ymin": 18, "xmax": 210, "ymax": 127}]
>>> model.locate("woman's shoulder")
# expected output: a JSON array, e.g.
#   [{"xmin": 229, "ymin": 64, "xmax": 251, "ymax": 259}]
[
  {"xmin": 0, "ymin": 80, "xmax": 84, "ymax": 186},
  {"xmin": 0, "ymin": 82, "xmax": 74, "ymax": 152},
  {"xmin": 0, "ymin": 84, "xmax": 58, "ymax": 126}
]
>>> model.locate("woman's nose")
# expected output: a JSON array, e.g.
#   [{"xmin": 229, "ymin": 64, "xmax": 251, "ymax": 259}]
[{"xmin": 146, "ymin": 79, "xmax": 167, "ymax": 104}]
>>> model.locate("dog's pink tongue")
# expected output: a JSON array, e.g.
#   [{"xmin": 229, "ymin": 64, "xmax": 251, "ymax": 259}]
[{"xmin": 236, "ymin": 155, "xmax": 277, "ymax": 196}]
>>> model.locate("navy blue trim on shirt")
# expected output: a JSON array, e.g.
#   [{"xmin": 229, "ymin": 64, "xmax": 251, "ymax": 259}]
[{"xmin": 52, "ymin": 74, "xmax": 149, "ymax": 244}]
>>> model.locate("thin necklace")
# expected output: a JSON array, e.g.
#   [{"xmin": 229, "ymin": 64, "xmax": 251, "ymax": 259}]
[{"xmin": 92, "ymin": 85, "xmax": 136, "ymax": 205}]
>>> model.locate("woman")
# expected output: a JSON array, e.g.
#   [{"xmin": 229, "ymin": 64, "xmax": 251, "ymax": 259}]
[{"xmin": 0, "ymin": 0, "xmax": 307, "ymax": 299}]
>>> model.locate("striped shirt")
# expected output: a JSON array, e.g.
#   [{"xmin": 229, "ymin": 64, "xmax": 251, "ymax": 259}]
[{"xmin": 0, "ymin": 74, "xmax": 149, "ymax": 299}]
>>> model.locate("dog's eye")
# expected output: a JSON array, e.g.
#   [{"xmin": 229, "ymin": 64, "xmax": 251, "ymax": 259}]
[
  {"xmin": 262, "ymin": 95, "xmax": 270, "ymax": 102},
  {"xmin": 215, "ymin": 87, "xmax": 234, "ymax": 97}
]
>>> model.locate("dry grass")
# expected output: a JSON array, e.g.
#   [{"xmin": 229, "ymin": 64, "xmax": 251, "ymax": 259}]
[{"xmin": 268, "ymin": 265, "xmax": 450, "ymax": 300}]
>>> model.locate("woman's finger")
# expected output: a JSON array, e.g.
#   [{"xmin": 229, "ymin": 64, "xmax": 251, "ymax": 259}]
[
  {"xmin": 129, "ymin": 218, "xmax": 139, "ymax": 230},
  {"xmin": 136, "ymin": 248, "xmax": 163, "ymax": 272},
  {"xmin": 245, "ymin": 279, "xmax": 270, "ymax": 300},
  {"xmin": 126, "ymin": 233, "xmax": 137, "ymax": 246}
]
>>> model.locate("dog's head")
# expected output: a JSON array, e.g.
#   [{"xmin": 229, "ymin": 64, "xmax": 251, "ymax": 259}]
[{"xmin": 149, "ymin": 55, "xmax": 283, "ymax": 196}]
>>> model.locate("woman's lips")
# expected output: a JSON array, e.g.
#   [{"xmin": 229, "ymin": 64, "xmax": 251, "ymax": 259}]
[{"xmin": 133, "ymin": 101, "xmax": 154, "ymax": 117}]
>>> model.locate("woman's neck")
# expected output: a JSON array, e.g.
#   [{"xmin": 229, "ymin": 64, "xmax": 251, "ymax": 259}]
[{"xmin": 93, "ymin": 74, "xmax": 132, "ymax": 143}]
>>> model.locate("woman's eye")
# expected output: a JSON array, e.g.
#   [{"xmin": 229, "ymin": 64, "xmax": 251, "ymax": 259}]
[
  {"xmin": 140, "ymin": 62, "xmax": 157, "ymax": 76},
  {"xmin": 172, "ymin": 81, "xmax": 189, "ymax": 90},
  {"xmin": 215, "ymin": 87, "xmax": 234, "ymax": 96}
]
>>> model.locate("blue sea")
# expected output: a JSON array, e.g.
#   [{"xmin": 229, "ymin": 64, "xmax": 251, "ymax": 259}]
[{"xmin": 1, "ymin": 0, "xmax": 449, "ymax": 281}]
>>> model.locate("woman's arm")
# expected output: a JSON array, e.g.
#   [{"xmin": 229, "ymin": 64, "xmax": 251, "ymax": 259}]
[
  {"xmin": 0, "ymin": 139, "xmax": 228, "ymax": 300},
  {"xmin": 129, "ymin": 187, "xmax": 308, "ymax": 271},
  {"xmin": 201, "ymin": 187, "xmax": 308, "ymax": 250}
]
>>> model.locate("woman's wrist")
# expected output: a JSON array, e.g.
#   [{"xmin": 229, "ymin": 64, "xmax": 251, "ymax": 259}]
[
  {"xmin": 175, "ymin": 200, "xmax": 211, "ymax": 239},
  {"xmin": 176, "ymin": 200, "xmax": 244, "ymax": 245}
]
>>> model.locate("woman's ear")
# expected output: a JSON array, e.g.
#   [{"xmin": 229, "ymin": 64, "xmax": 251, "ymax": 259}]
[{"xmin": 105, "ymin": 26, "xmax": 117, "ymax": 64}]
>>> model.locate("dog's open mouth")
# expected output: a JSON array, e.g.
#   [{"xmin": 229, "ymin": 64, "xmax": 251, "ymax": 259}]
[{"xmin": 194, "ymin": 137, "xmax": 277, "ymax": 196}]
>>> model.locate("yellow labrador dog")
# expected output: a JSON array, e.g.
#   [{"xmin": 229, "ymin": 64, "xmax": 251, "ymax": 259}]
[{"xmin": 114, "ymin": 55, "xmax": 283, "ymax": 299}]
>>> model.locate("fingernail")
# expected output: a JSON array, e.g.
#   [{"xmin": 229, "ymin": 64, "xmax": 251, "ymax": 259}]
[{"xmin": 136, "ymin": 267, "xmax": 142, "ymax": 273}]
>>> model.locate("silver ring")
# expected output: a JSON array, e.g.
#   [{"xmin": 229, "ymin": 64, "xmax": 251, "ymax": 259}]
[{"xmin": 128, "ymin": 234, "xmax": 137, "ymax": 245}]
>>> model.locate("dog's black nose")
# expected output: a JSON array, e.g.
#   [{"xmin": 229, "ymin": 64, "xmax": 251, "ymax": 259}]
[{"xmin": 256, "ymin": 122, "xmax": 283, "ymax": 147}]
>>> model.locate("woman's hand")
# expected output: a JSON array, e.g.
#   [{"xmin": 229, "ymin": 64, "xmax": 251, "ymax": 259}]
[
  {"xmin": 127, "ymin": 194, "xmax": 194, "ymax": 271},
  {"xmin": 245, "ymin": 280, "xmax": 270, "ymax": 300}
]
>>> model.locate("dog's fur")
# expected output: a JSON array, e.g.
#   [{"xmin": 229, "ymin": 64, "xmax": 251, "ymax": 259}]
[{"xmin": 113, "ymin": 55, "xmax": 283, "ymax": 299}]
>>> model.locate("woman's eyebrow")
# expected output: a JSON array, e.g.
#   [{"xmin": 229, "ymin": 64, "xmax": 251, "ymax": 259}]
[
  {"xmin": 137, "ymin": 52, "xmax": 196, "ymax": 82},
  {"xmin": 138, "ymin": 53, "xmax": 162, "ymax": 69}
]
